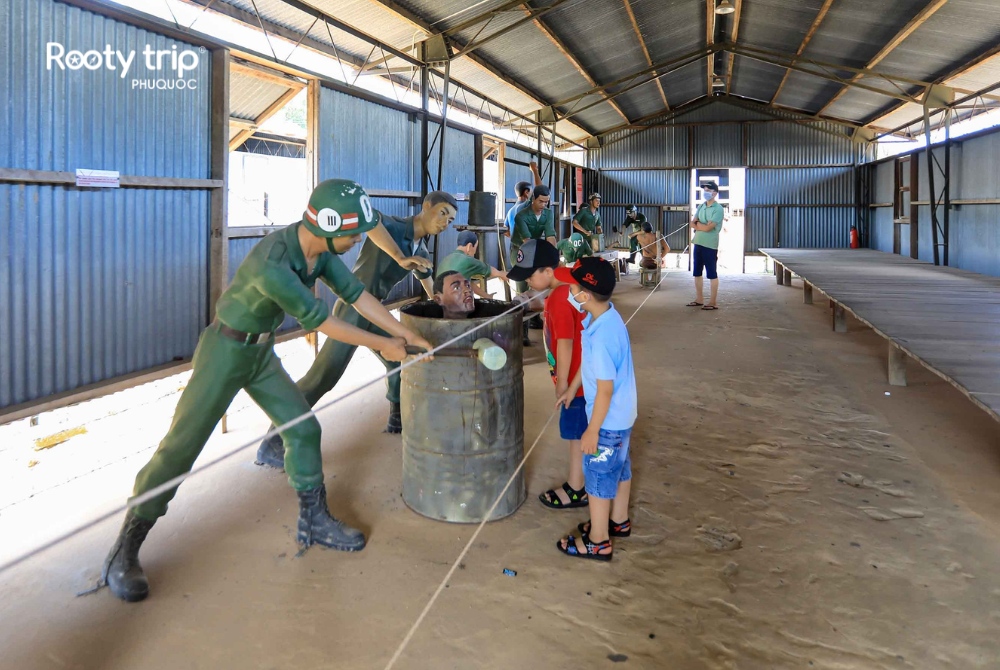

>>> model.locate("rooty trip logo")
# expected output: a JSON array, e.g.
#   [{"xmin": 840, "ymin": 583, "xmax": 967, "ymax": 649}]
[{"xmin": 46, "ymin": 42, "xmax": 202, "ymax": 91}]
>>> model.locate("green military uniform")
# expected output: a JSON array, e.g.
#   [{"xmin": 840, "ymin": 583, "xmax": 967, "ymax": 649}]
[
  {"xmin": 557, "ymin": 233, "xmax": 593, "ymax": 264},
  {"xmin": 437, "ymin": 248, "xmax": 492, "ymax": 280},
  {"xmin": 512, "ymin": 207, "xmax": 556, "ymax": 292},
  {"xmin": 131, "ymin": 223, "xmax": 366, "ymax": 521},
  {"xmin": 294, "ymin": 214, "xmax": 432, "ymax": 408},
  {"xmin": 573, "ymin": 206, "xmax": 602, "ymax": 248},
  {"xmin": 624, "ymin": 212, "xmax": 647, "ymax": 257}
]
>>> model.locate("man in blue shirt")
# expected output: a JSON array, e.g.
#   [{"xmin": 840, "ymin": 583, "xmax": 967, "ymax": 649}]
[{"xmin": 554, "ymin": 257, "xmax": 637, "ymax": 561}]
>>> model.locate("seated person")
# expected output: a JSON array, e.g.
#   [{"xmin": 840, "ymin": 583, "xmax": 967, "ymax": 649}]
[
  {"xmin": 557, "ymin": 232, "xmax": 593, "ymax": 265},
  {"xmin": 433, "ymin": 270, "xmax": 475, "ymax": 319},
  {"xmin": 636, "ymin": 222, "xmax": 670, "ymax": 269},
  {"xmin": 437, "ymin": 231, "xmax": 508, "ymax": 299}
]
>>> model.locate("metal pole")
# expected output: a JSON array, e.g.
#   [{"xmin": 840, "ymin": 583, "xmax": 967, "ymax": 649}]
[
  {"xmin": 435, "ymin": 60, "xmax": 451, "ymax": 192},
  {"xmin": 923, "ymin": 104, "xmax": 939, "ymax": 265},
  {"xmin": 943, "ymin": 109, "xmax": 951, "ymax": 266},
  {"xmin": 420, "ymin": 64, "xmax": 430, "ymax": 197}
]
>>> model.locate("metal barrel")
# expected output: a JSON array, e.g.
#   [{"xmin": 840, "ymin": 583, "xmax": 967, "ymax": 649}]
[{"xmin": 399, "ymin": 300, "xmax": 525, "ymax": 523}]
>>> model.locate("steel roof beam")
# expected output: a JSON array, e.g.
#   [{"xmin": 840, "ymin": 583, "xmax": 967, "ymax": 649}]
[
  {"xmin": 553, "ymin": 44, "xmax": 721, "ymax": 108},
  {"xmin": 523, "ymin": 5, "xmax": 630, "ymax": 123},
  {"xmin": 724, "ymin": 0, "xmax": 743, "ymax": 95},
  {"xmin": 867, "ymin": 39, "xmax": 1000, "ymax": 129},
  {"xmin": 451, "ymin": 0, "xmax": 575, "ymax": 59},
  {"xmin": 622, "ymin": 0, "xmax": 669, "ymax": 110},
  {"xmin": 558, "ymin": 51, "xmax": 715, "ymax": 123},
  {"xmin": 597, "ymin": 97, "xmax": 716, "ymax": 148},
  {"xmin": 816, "ymin": 0, "xmax": 949, "ymax": 115},
  {"xmin": 362, "ymin": 0, "xmax": 599, "ymax": 139},
  {"xmin": 706, "ymin": 0, "xmax": 717, "ymax": 97},
  {"xmin": 770, "ymin": 0, "xmax": 834, "ymax": 104},
  {"xmin": 730, "ymin": 45, "xmax": 924, "ymax": 105}
]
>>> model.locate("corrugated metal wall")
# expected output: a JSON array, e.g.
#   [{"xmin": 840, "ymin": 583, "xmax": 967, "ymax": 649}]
[
  {"xmin": 588, "ymin": 101, "xmax": 862, "ymax": 255},
  {"xmin": 870, "ymin": 130, "xmax": 1000, "ymax": 277},
  {"xmin": 1, "ymin": 0, "xmax": 213, "ymax": 409},
  {"xmin": 870, "ymin": 160, "xmax": 895, "ymax": 253},
  {"xmin": 317, "ymin": 86, "xmax": 481, "ymax": 302}
]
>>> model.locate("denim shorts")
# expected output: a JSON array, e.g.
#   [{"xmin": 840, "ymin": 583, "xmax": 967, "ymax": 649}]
[
  {"xmin": 583, "ymin": 428, "xmax": 633, "ymax": 500},
  {"xmin": 559, "ymin": 395, "xmax": 588, "ymax": 441}
]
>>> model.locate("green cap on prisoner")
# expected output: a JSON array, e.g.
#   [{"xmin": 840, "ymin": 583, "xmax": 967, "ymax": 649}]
[{"xmin": 302, "ymin": 179, "xmax": 381, "ymax": 238}]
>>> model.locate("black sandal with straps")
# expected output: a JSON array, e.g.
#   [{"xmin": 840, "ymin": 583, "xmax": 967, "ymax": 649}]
[
  {"xmin": 556, "ymin": 532, "xmax": 613, "ymax": 561},
  {"xmin": 577, "ymin": 518, "xmax": 631, "ymax": 538},
  {"xmin": 538, "ymin": 482, "xmax": 589, "ymax": 509}
]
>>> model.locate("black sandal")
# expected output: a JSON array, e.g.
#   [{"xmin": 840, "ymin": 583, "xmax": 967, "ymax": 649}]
[
  {"xmin": 556, "ymin": 532, "xmax": 613, "ymax": 561},
  {"xmin": 577, "ymin": 518, "xmax": 631, "ymax": 538},
  {"xmin": 538, "ymin": 482, "xmax": 589, "ymax": 509}
]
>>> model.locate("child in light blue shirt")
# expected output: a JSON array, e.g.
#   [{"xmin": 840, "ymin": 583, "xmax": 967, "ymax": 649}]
[{"xmin": 554, "ymin": 257, "xmax": 637, "ymax": 561}]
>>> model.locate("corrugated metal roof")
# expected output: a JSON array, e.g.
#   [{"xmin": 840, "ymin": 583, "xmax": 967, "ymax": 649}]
[
  {"xmin": 229, "ymin": 69, "xmax": 295, "ymax": 121},
  {"xmin": 200, "ymin": 0, "xmax": 1000, "ymax": 140}
]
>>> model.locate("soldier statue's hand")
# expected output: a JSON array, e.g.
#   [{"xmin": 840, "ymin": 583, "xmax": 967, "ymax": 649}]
[
  {"xmin": 379, "ymin": 336, "xmax": 410, "ymax": 362},
  {"xmin": 397, "ymin": 256, "xmax": 433, "ymax": 272}
]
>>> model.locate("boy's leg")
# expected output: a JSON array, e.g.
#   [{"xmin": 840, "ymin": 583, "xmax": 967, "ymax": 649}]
[
  {"xmin": 611, "ymin": 429, "xmax": 633, "ymax": 524},
  {"xmin": 540, "ymin": 396, "xmax": 588, "ymax": 507}
]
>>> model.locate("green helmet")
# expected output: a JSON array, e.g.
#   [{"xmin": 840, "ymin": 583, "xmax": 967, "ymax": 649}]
[
  {"xmin": 302, "ymin": 179, "xmax": 380, "ymax": 238},
  {"xmin": 569, "ymin": 232, "xmax": 585, "ymax": 248}
]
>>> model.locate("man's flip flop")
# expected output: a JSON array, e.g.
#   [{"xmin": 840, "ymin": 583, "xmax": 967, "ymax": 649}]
[
  {"xmin": 702, "ymin": 305, "xmax": 719, "ymax": 310},
  {"xmin": 538, "ymin": 482, "xmax": 589, "ymax": 509},
  {"xmin": 686, "ymin": 302, "xmax": 703, "ymax": 307}
]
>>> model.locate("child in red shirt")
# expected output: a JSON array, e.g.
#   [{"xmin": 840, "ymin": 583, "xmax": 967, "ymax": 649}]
[{"xmin": 508, "ymin": 239, "xmax": 588, "ymax": 509}]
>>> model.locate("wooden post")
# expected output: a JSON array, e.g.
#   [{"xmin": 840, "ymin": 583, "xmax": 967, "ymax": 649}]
[
  {"xmin": 803, "ymin": 282, "xmax": 813, "ymax": 304},
  {"xmin": 888, "ymin": 343, "xmax": 907, "ymax": 386},
  {"xmin": 782, "ymin": 267, "xmax": 792, "ymax": 285},
  {"xmin": 208, "ymin": 48, "xmax": 230, "ymax": 324},
  {"xmin": 775, "ymin": 263, "xmax": 784, "ymax": 285},
  {"xmin": 832, "ymin": 303, "xmax": 847, "ymax": 332}
]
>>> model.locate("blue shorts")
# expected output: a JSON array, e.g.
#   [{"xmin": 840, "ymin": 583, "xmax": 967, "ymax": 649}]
[
  {"xmin": 693, "ymin": 244, "xmax": 718, "ymax": 280},
  {"xmin": 559, "ymin": 395, "xmax": 588, "ymax": 441},
  {"xmin": 583, "ymin": 428, "xmax": 633, "ymax": 500}
]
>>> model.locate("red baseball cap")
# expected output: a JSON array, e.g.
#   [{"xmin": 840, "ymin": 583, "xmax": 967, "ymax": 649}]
[{"xmin": 554, "ymin": 256, "xmax": 616, "ymax": 295}]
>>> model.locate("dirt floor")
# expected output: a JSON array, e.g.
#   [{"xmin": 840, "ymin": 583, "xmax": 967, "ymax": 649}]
[{"xmin": 2, "ymin": 267, "xmax": 1000, "ymax": 670}]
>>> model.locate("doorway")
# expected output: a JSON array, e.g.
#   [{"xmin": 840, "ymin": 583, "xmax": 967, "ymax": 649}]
[{"xmin": 689, "ymin": 168, "xmax": 746, "ymax": 273}]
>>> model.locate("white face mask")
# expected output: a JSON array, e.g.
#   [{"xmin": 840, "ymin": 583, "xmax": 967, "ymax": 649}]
[
  {"xmin": 567, "ymin": 289, "xmax": 588, "ymax": 313},
  {"xmin": 705, "ymin": 190, "xmax": 717, "ymax": 201}
]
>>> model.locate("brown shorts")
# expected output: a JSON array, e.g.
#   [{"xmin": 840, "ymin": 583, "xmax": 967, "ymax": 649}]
[{"xmin": 640, "ymin": 258, "xmax": 658, "ymax": 270}]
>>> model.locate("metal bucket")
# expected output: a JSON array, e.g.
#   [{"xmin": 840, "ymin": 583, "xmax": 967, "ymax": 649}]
[{"xmin": 399, "ymin": 300, "xmax": 525, "ymax": 523}]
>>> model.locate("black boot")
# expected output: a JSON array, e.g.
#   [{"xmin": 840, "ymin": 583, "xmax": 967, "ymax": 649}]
[
  {"xmin": 101, "ymin": 511, "xmax": 155, "ymax": 602},
  {"xmin": 296, "ymin": 484, "xmax": 366, "ymax": 551},
  {"xmin": 522, "ymin": 321, "xmax": 531, "ymax": 346},
  {"xmin": 528, "ymin": 314, "xmax": 544, "ymax": 329},
  {"xmin": 255, "ymin": 432, "xmax": 286, "ymax": 470},
  {"xmin": 384, "ymin": 401, "xmax": 402, "ymax": 434}
]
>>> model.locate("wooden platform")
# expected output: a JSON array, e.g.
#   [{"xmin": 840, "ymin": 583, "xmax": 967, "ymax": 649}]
[{"xmin": 761, "ymin": 249, "xmax": 1000, "ymax": 424}]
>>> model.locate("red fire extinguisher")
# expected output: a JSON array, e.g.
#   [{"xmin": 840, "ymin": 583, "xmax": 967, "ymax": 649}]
[{"xmin": 849, "ymin": 224, "xmax": 860, "ymax": 249}]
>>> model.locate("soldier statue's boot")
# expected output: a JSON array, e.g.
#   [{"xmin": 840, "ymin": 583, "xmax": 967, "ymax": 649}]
[
  {"xmin": 384, "ymin": 401, "xmax": 403, "ymax": 434},
  {"xmin": 255, "ymin": 432, "xmax": 287, "ymax": 470},
  {"xmin": 296, "ymin": 484, "xmax": 366, "ymax": 552},
  {"xmin": 102, "ymin": 511, "xmax": 156, "ymax": 602}
]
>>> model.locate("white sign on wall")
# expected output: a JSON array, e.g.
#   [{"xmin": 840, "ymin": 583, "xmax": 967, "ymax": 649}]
[{"xmin": 75, "ymin": 169, "xmax": 120, "ymax": 188}]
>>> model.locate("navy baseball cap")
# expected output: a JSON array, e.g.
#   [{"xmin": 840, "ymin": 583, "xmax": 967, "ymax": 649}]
[
  {"xmin": 457, "ymin": 230, "xmax": 478, "ymax": 247},
  {"xmin": 507, "ymin": 239, "xmax": 560, "ymax": 281}
]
